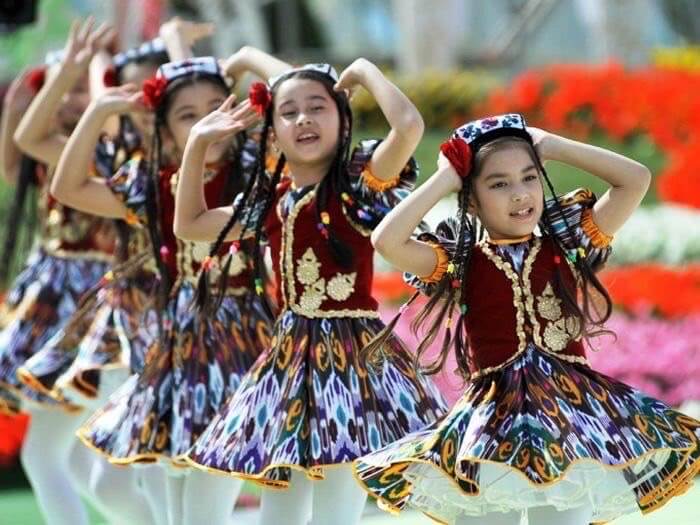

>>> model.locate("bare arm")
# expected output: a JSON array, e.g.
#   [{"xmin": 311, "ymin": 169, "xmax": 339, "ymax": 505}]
[
  {"xmin": 159, "ymin": 17, "xmax": 214, "ymax": 62},
  {"xmin": 1, "ymin": 70, "xmax": 35, "ymax": 184},
  {"xmin": 372, "ymin": 155, "xmax": 461, "ymax": 277},
  {"xmin": 221, "ymin": 46, "xmax": 291, "ymax": 84},
  {"xmin": 533, "ymin": 129, "xmax": 651, "ymax": 236},
  {"xmin": 14, "ymin": 19, "xmax": 113, "ymax": 168},
  {"xmin": 174, "ymin": 97, "xmax": 260, "ymax": 241},
  {"xmin": 335, "ymin": 58, "xmax": 424, "ymax": 182},
  {"xmin": 50, "ymin": 85, "xmax": 142, "ymax": 218}
]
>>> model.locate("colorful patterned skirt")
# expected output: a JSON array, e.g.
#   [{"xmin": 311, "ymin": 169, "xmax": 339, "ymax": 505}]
[
  {"xmin": 354, "ymin": 344, "xmax": 700, "ymax": 524},
  {"xmin": 0, "ymin": 249, "xmax": 111, "ymax": 412},
  {"xmin": 77, "ymin": 283, "xmax": 272, "ymax": 468},
  {"xmin": 17, "ymin": 272, "xmax": 159, "ymax": 411},
  {"xmin": 186, "ymin": 310, "xmax": 447, "ymax": 487}
]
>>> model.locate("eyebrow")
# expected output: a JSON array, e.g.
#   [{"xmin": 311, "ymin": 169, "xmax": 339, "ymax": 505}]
[
  {"xmin": 278, "ymin": 94, "xmax": 328, "ymax": 109},
  {"xmin": 483, "ymin": 165, "xmax": 537, "ymax": 181}
]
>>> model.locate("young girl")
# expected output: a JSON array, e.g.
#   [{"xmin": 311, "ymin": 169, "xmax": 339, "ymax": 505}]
[
  {"xmin": 13, "ymin": 35, "xmax": 175, "ymax": 525},
  {"xmin": 58, "ymin": 54, "xmax": 285, "ymax": 524},
  {"xmin": 0, "ymin": 21, "xmax": 121, "ymax": 525},
  {"xmin": 353, "ymin": 114, "xmax": 700, "ymax": 524},
  {"xmin": 173, "ymin": 60, "xmax": 447, "ymax": 525}
]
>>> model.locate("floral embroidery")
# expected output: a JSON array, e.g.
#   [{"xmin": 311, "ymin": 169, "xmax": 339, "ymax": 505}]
[
  {"xmin": 294, "ymin": 247, "xmax": 357, "ymax": 314},
  {"xmin": 536, "ymin": 282, "xmax": 581, "ymax": 352}
]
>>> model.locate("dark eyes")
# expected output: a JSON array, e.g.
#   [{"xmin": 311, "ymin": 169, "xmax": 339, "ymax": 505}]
[{"xmin": 489, "ymin": 174, "xmax": 538, "ymax": 189}]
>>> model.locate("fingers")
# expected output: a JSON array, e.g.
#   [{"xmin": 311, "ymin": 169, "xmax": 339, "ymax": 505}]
[
  {"xmin": 219, "ymin": 94, "xmax": 238, "ymax": 112},
  {"xmin": 77, "ymin": 16, "xmax": 95, "ymax": 44},
  {"xmin": 190, "ymin": 21, "xmax": 215, "ymax": 41}
]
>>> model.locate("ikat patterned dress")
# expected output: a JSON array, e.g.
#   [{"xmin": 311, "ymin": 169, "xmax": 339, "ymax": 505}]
[
  {"xmin": 354, "ymin": 189, "xmax": 700, "ymax": 524},
  {"xmin": 0, "ymin": 165, "xmax": 114, "ymax": 414},
  {"xmin": 78, "ymin": 151, "xmax": 273, "ymax": 467},
  {"xmin": 186, "ymin": 140, "xmax": 447, "ymax": 487},
  {"xmin": 16, "ymin": 138, "xmax": 158, "ymax": 412}
]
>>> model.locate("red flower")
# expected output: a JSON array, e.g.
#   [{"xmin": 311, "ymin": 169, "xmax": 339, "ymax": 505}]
[
  {"xmin": 142, "ymin": 76, "xmax": 168, "ymax": 110},
  {"xmin": 103, "ymin": 67, "xmax": 118, "ymax": 88},
  {"xmin": 26, "ymin": 67, "xmax": 46, "ymax": 93},
  {"xmin": 249, "ymin": 82, "xmax": 271, "ymax": 116},
  {"xmin": 440, "ymin": 137, "xmax": 472, "ymax": 178}
]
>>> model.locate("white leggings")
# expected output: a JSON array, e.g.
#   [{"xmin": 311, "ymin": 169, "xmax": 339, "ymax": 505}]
[
  {"xmin": 164, "ymin": 469, "xmax": 242, "ymax": 525},
  {"xmin": 259, "ymin": 464, "xmax": 367, "ymax": 525},
  {"xmin": 22, "ymin": 405, "xmax": 155, "ymax": 525},
  {"xmin": 456, "ymin": 505, "xmax": 593, "ymax": 525}
]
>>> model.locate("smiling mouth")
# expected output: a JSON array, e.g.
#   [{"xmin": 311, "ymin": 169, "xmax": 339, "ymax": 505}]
[
  {"xmin": 509, "ymin": 207, "xmax": 534, "ymax": 220},
  {"xmin": 296, "ymin": 132, "xmax": 319, "ymax": 144}
]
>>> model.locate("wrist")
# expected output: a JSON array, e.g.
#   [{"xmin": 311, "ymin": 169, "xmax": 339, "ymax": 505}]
[{"xmin": 435, "ymin": 166, "xmax": 462, "ymax": 194}]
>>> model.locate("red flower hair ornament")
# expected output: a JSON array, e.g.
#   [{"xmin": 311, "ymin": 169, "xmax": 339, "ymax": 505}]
[
  {"xmin": 249, "ymin": 82, "xmax": 272, "ymax": 116},
  {"xmin": 142, "ymin": 76, "xmax": 168, "ymax": 110},
  {"xmin": 26, "ymin": 67, "xmax": 46, "ymax": 94},
  {"xmin": 103, "ymin": 67, "xmax": 119, "ymax": 88},
  {"xmin": 440, "ymin": 137, "xmax": 472, "ymax": 178}
]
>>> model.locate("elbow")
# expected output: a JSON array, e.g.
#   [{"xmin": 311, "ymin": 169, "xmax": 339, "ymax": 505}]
[
  {"xmin": 173, "ymin": 217, "xmax": 196, "ymax": 242},
  {"xmin": 371, "ymin": 227, "xmax": 393, "ymax": 257},
  {"xmin": 638, "ymin": 164, "xmax": 652, "ymax": 192},
  {"xmin": 399, "ymin": 111, "xmax": 425, "ymax": 145}
]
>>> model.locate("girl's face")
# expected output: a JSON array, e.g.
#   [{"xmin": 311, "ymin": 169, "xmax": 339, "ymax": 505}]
[
  {"xmin": 121, "ymin": 62, "xmax": 161, "ymax": 135},
  {"xmin": 164, "ymin": 81, "xmax": 229, "ymax": 164},
  {"xmin": 470, "ymin": 144, "xmax": 544, "ymax": 240},
  {"xmin": 272, "ymin": 77, "xmax": 340, "ymax": 168}
]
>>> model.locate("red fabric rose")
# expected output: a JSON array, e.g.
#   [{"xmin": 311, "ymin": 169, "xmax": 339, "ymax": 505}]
[
  {"xmin": 249, "ymin": 82, "xmax": 272, "ymax": 116},
  {"xmin": 103, "ymin": 67, "xmax": 119, "ymax": 88},
  {"xmin": 440, "ymin": 137, "xmax": 472, "ymax": 178},
  {"xmin": 142, "ymin": 76, "xmax": 168, "ymax": 110},
  {"xmin": 26, "ymin": 67, "xmax": 46, "ymax": 94}
]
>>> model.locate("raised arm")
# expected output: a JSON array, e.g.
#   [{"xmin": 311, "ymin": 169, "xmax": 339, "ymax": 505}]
[
  {"xmin": 174, "ymin": 96, "xmax": 259, "ymax": 242},
  {"xmin": 372, "ymin": 154, "xmax": 461, "ymax": 277},
  {"xmin": 335, "ymin": 58, "xmax": 424, "ymax": 182},
  {"xmin": 1, "ymin": 69, "xmax": 36, "ymax": 184},
  {"xmin": 221, "ymin": 46, "xmax": 291, "ymax": 84},
  {"xmin": 531, "ymin": 128, "xmax": 651, "ymax": 236},
  {"xmin": 14, "ymin": 19, "xmax": 113, "ymax": 168},
  {"xmin": 159, "ymin": 17, "xmax": 215, "ymax": 62},
  {"xmin": 50, "ymin": 84, "xmax": 142, "ymax": 218}
]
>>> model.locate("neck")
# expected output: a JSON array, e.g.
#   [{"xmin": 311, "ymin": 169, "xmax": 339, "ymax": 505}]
[
  {"xmin": 488, "ymin": 233, "xmax": 533, "ymax": 245},
  {"xmin": 286, "ymin": 158, "xmax": 333, "ymax": 188}
]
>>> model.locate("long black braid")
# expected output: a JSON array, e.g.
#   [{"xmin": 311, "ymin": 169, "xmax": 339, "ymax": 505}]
[{"xmin": 0, "ymin": 156, "xmax": 39, "ymax": 287}]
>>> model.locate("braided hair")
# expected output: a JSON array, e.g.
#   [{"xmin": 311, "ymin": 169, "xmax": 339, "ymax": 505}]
[
  {"xmin": 365, "ymin": 136, "xmax": 613, "ymax": 379},
  {"xmin": 195, "ymin": 69, "xmax": 356, "ymax": 314}
]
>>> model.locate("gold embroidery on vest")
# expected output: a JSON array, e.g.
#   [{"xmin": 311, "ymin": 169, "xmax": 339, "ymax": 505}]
[
  {"xmin": 297, "ymin": 248, "xmax": 321, "ymax": 285},
  {"xmin": 327, "ymin": 272, "xmax": 357, "ymax": 301},
  {"xmin": 536, "ymin": 281, "xmax": 581, "ymax": 352},
  {"xmin": 295, "ymin": 248, "xmax": 357, "ymax": 314},
  {"xmin": 537, "ymin": 283, "xmax": 562, "ymax": 321}
]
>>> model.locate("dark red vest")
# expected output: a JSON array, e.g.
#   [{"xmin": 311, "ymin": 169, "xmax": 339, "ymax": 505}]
[
  {"xmin": 265, "ymin": 180, "xmax": 379, "ymax": 318},
  {"xmin": 462, "ymin": 237, "xmax": 587, "ymax": 379}
]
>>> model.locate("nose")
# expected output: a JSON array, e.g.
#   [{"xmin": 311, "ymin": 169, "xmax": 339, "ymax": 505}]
[{"xmin": 296, "ymin": 113, "xmax": 312, "ymax": 126}]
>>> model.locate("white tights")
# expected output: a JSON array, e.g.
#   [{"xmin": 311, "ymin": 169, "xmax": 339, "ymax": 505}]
[
  {"xmin": 455, "ymin": 505, "xmax": 593, "ymax": 525},
  {"xmin": 21, "ymin": 406, "xmax": 155, "ymax": 525},
  {"xmin": 164, "ymin": 469, "xmax": 242, "ymax": 525},
  {"xmin": 259, "ymin": 465, "xmax": 367, "ymax": 525}
]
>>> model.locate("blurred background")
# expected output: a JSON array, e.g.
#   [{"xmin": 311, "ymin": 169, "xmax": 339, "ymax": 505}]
[{"xmin": 1, "ymin": 1, "xmax": 699, "ymax": 523}]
